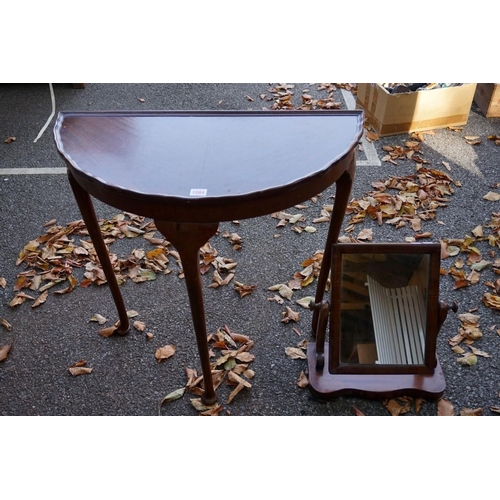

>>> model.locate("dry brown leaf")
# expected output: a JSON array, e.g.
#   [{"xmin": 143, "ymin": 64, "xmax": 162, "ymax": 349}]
[
  {"xmin": 297, "ymin": 370, "xmax": 309, "ymax": 388},
  {"xmin": 99, "ymin": 326, "xmax": 117, "ymax": 337},
  {"xmin": 4, "ymin": 136, "xmax": 16, "ymax": 143},
  {"xmin": 365, "ymin": 131, "xmax": 379, "ymax": 141},
  {"xmin": 437, "ymin": 398, "xmax": 455, "ymax": 416},
  {"xmin": 465, "ymin": 136, "xmax": 481, "ymax": 145},
  {"xmin": 9, "ymin": 292, "xmax": 35, "ymax": 307},
  {"xmin": 281, "ymin": 306, "xmax": 300, "ymax": 323},
  {"xmin": 457, "ymin": 353, "xmax": 478, "ymax": 366},
  {"xmin": 234, "ymin": 281, "xmax": 256, "ymax": 298},
  {"xmin": 460, "ymin": 408, "xmax": 483, "ymax": 416},
  {"xmin": 468, "ymin": 345, "xmax": 490, "ymax": 358},
  {"xmin": 155, "ymin": 345, "xmax": 176, "ymax": 362},
  {"xmin": 31, "ymin": 290, "xmax": 48, "ymax": 308},
  {"xmin": 224, "ymin": 327, "xmax": 249, "ymax": 344},
  {"xmin": 133, "ymin": 320, "xmax": 146, "ymax": 332},
  {"xmin": 483, "ymin": 292, "xmax": 500, "ymax": 311},
  {"xmin": 383, "ymin": 397, "xmax": 412, "ymax": 416},
  {"xmin": 484, "ymin": 191, "xmax": 500, "ymax": 202},
  {"xmin": 0, "ymin": 277, "xmax": 6, "ymax": 289},
  {"xmin": 69, "ymin": 360, "xmax": 92, "ymax": 376},
  {"xmin": 69, "ymin": 366, "xmax": 93, "ymax": 376},
  {"xmin": 1, "ymin": 318, "xmax": 12, "ymax": 331},
  {"xmin": 357, "ymin": 228, "xmax": 373, "ymax": 241},
  {"xmin": 0, "ymin": 345, "xmax": 12, "ymax": 361},
  {"xmin": 227, "ymin": 370, "xmax": 252, "ymax": 388},
  {"xmin": 90, "ymin": 314, "xmax": 107, "ymax": 325},
  {"xmin": 352, "ymin": 406, "xmax": 366, "ymax": 416},
  {"xmin": 226, "ymin": 382, "xmax": 245, "ymax": 404},
  {"xmin": 285, "ymin": 347, "xmax": 307, "ymax": 359},
  {"xmin": 190, "ymin": 398, "xmax": 221, "ymax": 413},
  {"xmin": 235, "ymin": 352, "xmax": 255, "ymax": 363},
  {"xmin": 415, "ymin": 398, "xmax": 423, "ymax": 414}
]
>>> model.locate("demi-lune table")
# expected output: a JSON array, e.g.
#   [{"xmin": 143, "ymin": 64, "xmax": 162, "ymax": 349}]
[{"xmin": 54, "ymin": 110, "xmax": 364, "ymax": 404}]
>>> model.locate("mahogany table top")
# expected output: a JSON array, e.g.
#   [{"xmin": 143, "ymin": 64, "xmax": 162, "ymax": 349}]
[{"xmin": 54, "ymin": 110, "xmax": 363, "ymax": 223}]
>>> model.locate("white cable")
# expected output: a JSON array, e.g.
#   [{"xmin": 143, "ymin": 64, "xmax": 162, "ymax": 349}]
[{"xmin": 33, "ymin": 83, "xmax": 55, "ymax": 143}]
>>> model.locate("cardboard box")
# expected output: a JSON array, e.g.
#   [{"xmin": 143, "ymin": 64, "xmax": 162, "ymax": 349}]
[
  {"xmin": 474, "ymin": 83, "xmax": 500, "ymax": 118},
  {"xmin": 356, "ymin": 83, "xmax": 477, "ymax": 136}
]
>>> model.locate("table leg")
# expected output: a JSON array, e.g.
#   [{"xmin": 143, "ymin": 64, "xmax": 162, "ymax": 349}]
[
  {"xmin": 67, "ymin": 171, "xmax": 130, "ymax": 335},
  {"xmin": 154, "ymin": 220, "xmax": 219, "ymax": 405},
  {"xmin": 312, "ymin": 154, "xmax": 356, "ymax": 336}
]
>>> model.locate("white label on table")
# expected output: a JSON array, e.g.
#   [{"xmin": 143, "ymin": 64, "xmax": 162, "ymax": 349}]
[{"xmin": 190, "ymin": 188, "xmax": 208, "ymax": 196}]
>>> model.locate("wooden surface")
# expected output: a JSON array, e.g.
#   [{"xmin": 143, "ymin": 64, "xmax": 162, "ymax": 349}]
[
  {"xmin": 54, "ymin": 110, "xmax": 364, "ymax": 223},
  {"xmin": 307, "ymin": 343, "xmax": 446, "ymax": 400}
]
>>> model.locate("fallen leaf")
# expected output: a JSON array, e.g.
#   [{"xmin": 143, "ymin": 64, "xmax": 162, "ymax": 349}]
[
  {"xmin": 224, "ymin": 327, "xmax": 249, "ymax": 344},
  {"xmin": 437, "ymin": 398, "xmax": 455, "ymax": 416},
  {"xmin": 460, "ymin": 408, "xmax": 483, "ymax": 416},
  {"xmin": 235, "ymin": 352, "xmax": 254, "ymax": 363},
  {"xmin": 0, "ymin": 345, "xmax": 12, "ymax": 361},
  {"xmin": 357, "ymin": 228, "xmax": 373, "ymax": 241},
  {"xmin": 155, "ymin": 344, "xmax": 176, "ymax": 362},
  {"xmin": 90, "ymin": 313, "xmax": 107, "ymax": 325},
  {"xmin": 285, "ymin": 347, "xmax": 307, "ymax": 359},
  {"xmin": 226, "ymin": 382, "xmax": 245, "ymax": 404},
  {"xmin": 415, "ymin": 398, "xmax": 423, "ymax": 414},
  {"xmin": 471, "ymin": 260, "xmax": 491, "ymax": 272},
  {"xmin": 133, "ymin": 320, "xmax": 146, "ymax": 332},
  {"xmin": 471, "ymin": 225, "xmax": 483, "ymax": 237},
  {"xmin": 9, "ymin": 292, "xmax": 35, "ymax": 307},
  {"xmin": 383, "ymin": 397, "xmax": 412, "ymax": 416},
  {"xmin": 31, "ymin": 290, "xmax": 48, "ymax": 308},
  {"xmin": 190, "ymin": 398, "xmax": 220, "ymax": 413},
  {"xmin": 69, "ymin": 360, "xmax": 92, "ymax": 376},
  {"xmin": 465, "ymin": 136, "xmax": 481, "ymax": 145},
  {"xmin": 4, "ymin": 136, "xmax": 16, "ymax": 143},
  {"xmin": 98, "ymin": 325, "xmax": 117, "ymax": 337},
  {"xmin": 277, "ymin": 284, "xmax": 294, "ymax": 300},
  {"xmin": 484, "ymin": 191, "xmax": 500, "ymax": 202},
  {"xmin": 227, "ymin": 370, "xmax": 252, "ymax": 388},
  {"xmin": 297, "ymin": 370, "xmax": 309, "ymax": 388},
  {"xmin": 234, "ymin": 281, "xmax": 256, "ymax": 298},
  {"xmin": 0, "ymin": 277, "xmax": 6, "ymax": 288},
  {"xmin": 457, "ymin": 353, "xmax": 477, "ymax": 366},
  {"xmin": 352, "ymin": 406, "xmax": 366, "ymax": 416},
  {"xmin": 483, "ymin": 292, "xmax": 500, "ymax": 311},
  {"xmin": 1, "ymin": 318, "xmax": 13, "ymax": 331},
  {"xmin": 160, "ymin": 387, "xmax": 185, "ymax": 405},
  {"xmin": 281, "ymin": 306, "xmax": 300, "ymax": 323},
  {"xmin": 365, "ymin": 131, "xmax": 379, "ymax": 141},
  {"xmin": 468, "ymin": 345, "xmax": 490, "ymax": 358},
  {"xmin": 296, "ymin": 296, "xmax": 314, "ymax": 309}
]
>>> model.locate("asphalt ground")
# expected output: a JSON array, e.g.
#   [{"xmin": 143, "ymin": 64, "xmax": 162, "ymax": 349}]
[{"xmin": 1, "ymin": 83, "xmax": 500, "ymax": 423}]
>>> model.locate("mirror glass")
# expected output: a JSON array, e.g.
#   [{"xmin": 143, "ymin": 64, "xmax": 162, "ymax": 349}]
[{"xmin": 339, "ymin": 252, "xmax": 429, "ymax": 366}]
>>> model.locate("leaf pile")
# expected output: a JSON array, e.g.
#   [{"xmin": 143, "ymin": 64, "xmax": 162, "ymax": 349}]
[
  {"xmin": 268, "ymin": 250, "xmax": 324, "ymax": 305},
  {"xmin": 161, "ymin": 325, "xmax": 255, "ymax": 415},
  {"xmin": 10, "ymin": 214, "xmax": 240, "ymax": 309},
  {"xmin": 345, "ymin": 165, "xmax": 459, "ymax": 238},
  {"xmin": 259, "ymin": 83, "xmax": 343, "ymax": 111}
]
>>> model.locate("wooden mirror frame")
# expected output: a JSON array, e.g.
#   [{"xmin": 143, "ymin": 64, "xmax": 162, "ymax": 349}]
[{"xmin": 329, "ymin": 242, "xmax": 442, "ymax": 376}]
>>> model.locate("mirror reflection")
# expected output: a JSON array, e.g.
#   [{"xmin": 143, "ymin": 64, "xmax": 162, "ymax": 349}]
[{"xmin": 340, "ymin": 253, "xmax": 429, "ymax": 366}]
